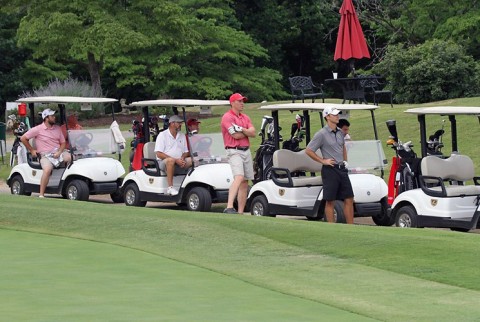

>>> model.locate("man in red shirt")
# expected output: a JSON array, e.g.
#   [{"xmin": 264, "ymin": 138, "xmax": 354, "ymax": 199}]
[
  {"xmin": 221, "ymin": 93, "xmax": 256, "ymax": 214},
  {"xmin": 21, "ymin": 108, "xmax": 72, "ymax": 198}
]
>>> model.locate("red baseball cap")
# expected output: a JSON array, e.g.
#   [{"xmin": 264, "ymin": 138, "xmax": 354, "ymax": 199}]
[
  {"xmin": 229, "ymin": 93, "xmax": 248, "ymax": 104},
  {"xmin": 187, "ymin": 118, "xmax": 201, "ymax": 127}
]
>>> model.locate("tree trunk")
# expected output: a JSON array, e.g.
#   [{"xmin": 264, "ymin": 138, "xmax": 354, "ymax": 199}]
[{"xmin": 87, "ymin": 52, "xmax": 102, "ymax": 96}]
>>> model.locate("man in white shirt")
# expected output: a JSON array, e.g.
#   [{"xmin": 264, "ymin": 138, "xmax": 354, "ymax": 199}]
[{"xmin": 154, "ymin": 115, "xmax": 191, "ymax": 195}]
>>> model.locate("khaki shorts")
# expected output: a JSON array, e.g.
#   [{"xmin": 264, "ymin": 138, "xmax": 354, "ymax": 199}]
[
  {"xmin": 157, "ymin": 158, "xmax": 191, "ymax": 175},
  {"xmin": 226, "ymin": 149, "xmax": 254, "ymax": 180},
  {"xmin": 40, "ymin": 151, "xmax": 72, "ymax": 170}
]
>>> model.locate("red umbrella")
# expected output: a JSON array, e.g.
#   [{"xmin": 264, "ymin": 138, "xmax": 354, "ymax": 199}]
[{"xmin": 334, "ymin": 0, "xmax": 370, "ymax": 65}]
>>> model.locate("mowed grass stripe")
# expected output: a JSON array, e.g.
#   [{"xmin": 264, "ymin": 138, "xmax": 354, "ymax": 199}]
[
  {"xmin": 2, "ymin": 195, "xmax": 480, "ymax": 320},
  {"xmin": 2, "ymin": 229, "xmax": 370, "ymax": 322}
]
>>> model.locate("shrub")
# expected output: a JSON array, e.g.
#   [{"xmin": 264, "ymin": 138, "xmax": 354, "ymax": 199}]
[
  {"xmin": 20, "ymin": 78, "xmax": 104, "ymax": 118},
  {"xmin": 373, "ymin": 40, "xmax": 480, "ymax": 104}
]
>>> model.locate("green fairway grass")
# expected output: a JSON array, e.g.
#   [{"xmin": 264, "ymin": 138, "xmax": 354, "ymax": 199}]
[
  {"xmin": 2, "ymin": 229, "xmax": 369, "ymax": 321},
  {"xmin": 2, "ymin": 194, "xmax": 480, "ymax": 321}
]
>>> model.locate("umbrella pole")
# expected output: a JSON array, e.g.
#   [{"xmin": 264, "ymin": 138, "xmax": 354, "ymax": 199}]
[{"xmin": 349, "ymin": 60, "xmax": 356, "ymax": 77}]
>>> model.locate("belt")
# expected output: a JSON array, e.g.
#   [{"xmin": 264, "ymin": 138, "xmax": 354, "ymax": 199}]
[
  {"xmin": 225, "ymin": 146, "xmax": 249, "ymax": 151},
  {"xmin": 332, "ymin": 163, "xmax": 347, "ymax": 170}
]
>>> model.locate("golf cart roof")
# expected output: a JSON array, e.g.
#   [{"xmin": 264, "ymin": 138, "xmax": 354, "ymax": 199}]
[
  {"xmin": 259, "ymin": 102, "xmax": 378, "ymax": 112},
  {"xmin": 129, "ymin": 99, "xmax": 230, "ymax": 107},
  {"xmin": 16, "ymin": 96, "xmax": 118, "ymax": 104},
  {"xmin": 405, "ymin": 106, "xmax": 480, "ymax": 115}
]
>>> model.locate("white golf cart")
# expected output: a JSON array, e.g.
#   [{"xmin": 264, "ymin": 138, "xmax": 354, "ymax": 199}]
[
  {"xmin": 247, "ymin": 103, "xmax": 391, "ymax": 224},
  {"xmin": 120, "ymin": 99, "xmax": 234, "ymax": 211},
  {"xmin": 388, "ymin": 106, "xmax": 480, "ymax": 231},
  {"xmin": 7, "ymin": 96, "xmax": 126, "ymax": 202}
]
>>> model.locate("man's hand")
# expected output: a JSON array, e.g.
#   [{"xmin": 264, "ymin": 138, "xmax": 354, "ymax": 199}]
[
  {"xmin": 228, "ymin": 126, "xmax": 236, "ymax": 135},
  {"xmin": 176, "ymin": 158, "xmax": 187, "ymax": 168},
  {"xmin": 323, "ymin": 158, "xmax": 335, "ymax": 166},
  {"xmin": 232, "ymin": 123, "xmax": 243, "ymax": 132},
  {"xmin": 53, "ymin": 151, "xmax": 61, "ymax": 159}
]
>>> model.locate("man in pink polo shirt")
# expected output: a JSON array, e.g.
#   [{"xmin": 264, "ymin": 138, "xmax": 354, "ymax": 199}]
[
  {"xmin": 21, "ymin": 108, "xmax": 72, "ymax": 198},
  {"xmin": 221, "ymin": 93, "xmax": 256, "ymax": 214}
]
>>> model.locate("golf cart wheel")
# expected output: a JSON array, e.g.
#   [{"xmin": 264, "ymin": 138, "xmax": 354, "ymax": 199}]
[
  {"xmin": 10, "ymin": 175, "xmax": 31, "ymax": 196},
  {"xmin": 395, "ymin": 205, "xmax": 418, "ymax": 228},
  {"xmin": 372, "ymin": 198, "xmax": 395, "ymax": 226},
  {"xmin": 65, "ymin": 179, "xmax": 89, "ymax": 201},
  {"xmin": 124, "ymin": 182, "xmax": 147, "ymax": 207},
  {"xmin": 110, "ymin": 190, "xmax": 124, "ymax": 203},
  {"xmin": 250, "ymin": 195, "xmax": 275, "ymax": 217},
  {"xmin": 186, "ymin": 187, "xmax": 212, "ymax": 212}
]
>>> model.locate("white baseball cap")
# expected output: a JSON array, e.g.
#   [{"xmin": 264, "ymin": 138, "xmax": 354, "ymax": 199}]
[
  {"xmin": 322, "ymin": 106, "xmax": 341, "ymax": 118},
  {"xmin": 41, "ymin": 108, "xmax": 56, "ymax": 119}
]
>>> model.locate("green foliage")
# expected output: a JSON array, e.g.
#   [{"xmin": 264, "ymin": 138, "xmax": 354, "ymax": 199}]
[
  {"xmin": 0, "ymin": 12, "xmax": 29, "ymax": 104},
  {"xmin": 374, "ymin": 39, "xmax": 480, "ymax": 103},
  {"xmin": 6, "ymin": 0, "xmax": 286, "ymax": 102},
  {"xmin": 21, "ymin": 77, "xmax": 104, "ymax": 118}
]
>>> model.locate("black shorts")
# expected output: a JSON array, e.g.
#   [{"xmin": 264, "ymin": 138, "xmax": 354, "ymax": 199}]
[{"xmin": 321, "ymin": 166, "xmax": 354, "ymax": 201}]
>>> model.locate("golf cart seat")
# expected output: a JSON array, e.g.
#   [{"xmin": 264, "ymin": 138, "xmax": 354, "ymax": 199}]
[
  {"xmin": 419, "ymin": 154, "xmax": 480, "ymax": 197},
  {"xmin": 142, "ymin": 142, "xmax": 166, "ymax": 176},
  {"xmin": 271, "ymin": 149, "xmax": 323, "ymax": 187}
]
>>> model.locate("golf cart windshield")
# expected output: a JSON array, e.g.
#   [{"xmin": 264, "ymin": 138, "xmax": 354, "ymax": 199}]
[
  {"xmin": 189, "ymin": 132, "xmax": 228, "ymax": 164},
  {"xmin": 346, "ymin": 140, "xmax": 387, "ymax": 174},
  {"xmin": 68, "ymin": 128, "xmax": 122, "ymax": 158}
]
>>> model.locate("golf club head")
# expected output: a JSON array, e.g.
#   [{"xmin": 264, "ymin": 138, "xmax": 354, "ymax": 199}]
[
  {"xmin": 433, "ymin": 129, "xmax": 445, "ymax": 139},
  {"xmin": 386, "ymin": 120, "xmax": 398, "ymax": 143}
]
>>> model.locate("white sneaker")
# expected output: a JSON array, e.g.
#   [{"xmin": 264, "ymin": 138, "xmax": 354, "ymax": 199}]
[{"xmin": 167, "ymin": 186, "xmax": 179, "ymax": 195}]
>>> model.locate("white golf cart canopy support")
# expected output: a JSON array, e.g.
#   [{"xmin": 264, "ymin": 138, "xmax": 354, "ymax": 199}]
[
  {"xmin": 258, "ymin": 103, "xmax": 380, "ymax": 150},
  {"xmin": 405, "ymin": 106, "xmax": 480, "ymax": 157}
]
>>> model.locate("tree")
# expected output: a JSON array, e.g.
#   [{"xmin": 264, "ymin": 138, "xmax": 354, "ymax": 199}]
[
  {"xmin": 234, "ymin": 0, "xmax": 338, "ymax": 84},
  {"xmin": 11, "ymin": 0, "xmax": 153, "ymax": 95},
  {"xmin": 0, "ymin": 13, "xmax": 29, "ymax": 103},
  {"xmin": 374, "ymin": 39, "xmax": 480, "ymax": 103},
  {"xmin": 3, "ymin": 0, "xmax": 286, "ymax": 101},
  {"xmin": 359, "ymin": 0, "xmax": 480, "ymax": 60}
]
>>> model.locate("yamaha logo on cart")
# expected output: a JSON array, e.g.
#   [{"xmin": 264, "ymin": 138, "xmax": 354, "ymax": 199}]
[
  {"xmin": 279, "ymin": 189, "xmax": 285, "ymax": 196},
  {"xmin": 149, "ymin": 178, "xmax": 154, "ymax": 184},
  {"xmin": 431, "ymin": 199, "xmax": 438, "ymax": 207}
]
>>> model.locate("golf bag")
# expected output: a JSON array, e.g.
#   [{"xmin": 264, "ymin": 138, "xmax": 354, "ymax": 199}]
[
  {"xmin": 129, "ymin": 115, "xmax": 166, "ymax": 171},
  {"xmin": 386, "ymin": 119, "xmax": 444, "ymax": 205},
  {"xmin": 282, "ymin": 114, "xmax": 305, "ymax": 152},
  {"xmin": 253, "ymin": 114, "xmax": 306, "ymax": 184},
  {"xmin": 253, "ymin": 116, "xmax": 278, "ymax": 183},
  {"xmin": 9, "ymin": 116, "xmax": 28, "ymax": 167}
]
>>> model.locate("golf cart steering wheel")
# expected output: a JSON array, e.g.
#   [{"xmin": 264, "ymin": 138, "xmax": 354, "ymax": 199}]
[
  {"xmin": 192, "ymin": 137, "xmax": 212, "ymax": 154},
  {"xmin": 72, "ymin": 133, "xmax": 94, "ymax": 149}
]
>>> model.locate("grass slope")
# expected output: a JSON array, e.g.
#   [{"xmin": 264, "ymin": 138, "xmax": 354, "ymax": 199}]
[
  {"xmin": 2, "ymin": 195, "xmax": 480, "ymax": 321},
  {"xmin": 3, "ymin": 230, "xmax": 365, "ymax": 322}
]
